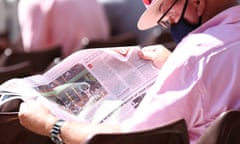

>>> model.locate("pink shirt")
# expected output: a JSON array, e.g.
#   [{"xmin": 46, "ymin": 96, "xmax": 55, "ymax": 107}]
[
  {"xmin": 122, "ymin": 6, "xmax": 240, "ymax": 144},
  {"xmin": 18, "ymin": 0, "xmax": 110, "ymax": 57}
]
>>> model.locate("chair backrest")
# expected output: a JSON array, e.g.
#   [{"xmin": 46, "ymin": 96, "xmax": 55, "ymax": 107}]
[
  {"xmin": 84, "ymin": 119, "xmax": 189, "ymax": 144},
  {"xmin": 82, "ymin": 32, "xmax": 138, "ymax": 49},
  {"xmin": 141, "ymin": 29, "xmax": 176, "ymax": 52},
  {"xmin": 197, "ymin": 110, "xmax": 240, "ymax": 144},
  {"xmin": 0, "ymin": 45, "xmax": 62, "ymax": 73},
  {"xmin": 0, "ymin": 61, "xmax": 33, "ymax": 84}
]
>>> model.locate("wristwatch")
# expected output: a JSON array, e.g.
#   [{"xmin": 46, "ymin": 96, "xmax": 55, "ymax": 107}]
[{"xmin": 50, "ymin": 119, "xmax": 65, "ymax": 144}]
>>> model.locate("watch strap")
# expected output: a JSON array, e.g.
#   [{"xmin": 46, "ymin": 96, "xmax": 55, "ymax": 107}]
[{"xmin": 50, "ymin": 119, "xmax": 65, "ymax": 144}]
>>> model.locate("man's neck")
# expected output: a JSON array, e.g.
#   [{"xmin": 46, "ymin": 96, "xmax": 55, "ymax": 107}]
[{"xmin": 202, "ymin": 0, "xmax": 238, "ymax": 23}]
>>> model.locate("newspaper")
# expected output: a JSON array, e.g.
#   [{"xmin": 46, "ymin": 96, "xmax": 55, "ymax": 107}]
[{"xmin": 0, "ymin": 46, "xmax": 159, "ymax": 124}]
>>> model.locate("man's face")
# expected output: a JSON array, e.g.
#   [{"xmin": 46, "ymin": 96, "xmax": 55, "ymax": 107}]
[
  {"xmin": 157, "ymin": 0, "xmax": 201, "ymax": 27},
  {"xmin": 157, "ymin": 0, "xmax": 181, "ymax": 28}
]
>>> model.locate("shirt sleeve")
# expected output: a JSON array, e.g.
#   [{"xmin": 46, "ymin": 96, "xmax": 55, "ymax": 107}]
[{"xmin": 121, "ymin": 49, "xmax": 206, "ymax": 135}]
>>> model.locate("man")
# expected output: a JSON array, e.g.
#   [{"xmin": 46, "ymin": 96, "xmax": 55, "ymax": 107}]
[
  {"xmin": 18, "ymin": 0, "xmax": 110, "ymax": 57},
  {"xmin": 18, "ymin": 0, "xmax": 240, "ymax": 144},
  {"xmin": 0, "ymin": 0, "xmax": 8, "ymax": 50},
  {"xmin": 0, "ymin": 0, "xmax": 7, "ymax": 36}
]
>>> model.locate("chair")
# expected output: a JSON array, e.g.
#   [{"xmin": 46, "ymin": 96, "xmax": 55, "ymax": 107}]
[
  {"xmin": 0, "ymin": 99, "xmax": 54, "ymax": 144},
  {"xmin": 142, "ymin": 29, "xmax": 177, "ymax": 52},
  {"xmin": 0, "ymin": 45, "xmax": 62, "ymax": 73},
  {"xmin": 0, "ymin": 32, "xmax": 10, "ymax": 52},
  {"xmin": 0, "ymin": 61, "xmax": 34, "ymax": 84},
  {"xmin": 82, "ymin": 32, "xmax": 138, "ymax": 49},
  {"xmin": 84, "ymin": 119, "xmax": 189, "ymax": 144},
  {"xmin": 197, "ymin": 110, "xmax": 240, "ymax": 144}
]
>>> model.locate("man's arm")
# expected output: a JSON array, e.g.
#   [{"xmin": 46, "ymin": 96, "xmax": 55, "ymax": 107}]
[{"xmin": 18, "ymin": 100, "xmax": 121, "ymax": 144}]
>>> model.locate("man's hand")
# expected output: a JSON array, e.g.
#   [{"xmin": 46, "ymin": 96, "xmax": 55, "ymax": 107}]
[
  {"xmin": 18, "ymin": 100, "xmax": 58, "ymax": 136},
  {"xmin": 138, "ymin": 45, "xmax": 171, "ymax": 68}
]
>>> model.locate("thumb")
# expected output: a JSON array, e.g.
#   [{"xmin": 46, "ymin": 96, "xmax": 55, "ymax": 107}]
[
  {"xmin": 138, "ymin": 50, "xmax": 156, "ymax": 61},
  {"xmin": 18, "ymin": 102, "xmax": 30, "ymax": 120},
  {"xmin": 19, "ymin": 102, "xmax": 29, "ymax": 113}
]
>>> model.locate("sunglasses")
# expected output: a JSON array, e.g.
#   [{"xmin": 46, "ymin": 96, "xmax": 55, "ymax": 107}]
[{"xmin": 157, "ymin": 0, "xmax": 178, "ymax": 28}]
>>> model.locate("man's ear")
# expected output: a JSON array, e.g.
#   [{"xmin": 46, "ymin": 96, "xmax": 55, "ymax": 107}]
[{"xmin": 196, "ymin": 0, "xmax": 205, "ymax": 16}]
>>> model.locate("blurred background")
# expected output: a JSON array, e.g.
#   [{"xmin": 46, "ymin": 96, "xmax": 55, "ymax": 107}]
[
  {"xmin": 0, "ymin": 0, "xmax": 193, "ymax": 83},
  {"xmin": 0, "ymin": 0, "xmax": 239, "ymax": 84}
]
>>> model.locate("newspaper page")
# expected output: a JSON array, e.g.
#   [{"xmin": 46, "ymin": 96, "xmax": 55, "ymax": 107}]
[{"xmin": 0, "ymin": 46, "xmax": 159, "ymax": 124}]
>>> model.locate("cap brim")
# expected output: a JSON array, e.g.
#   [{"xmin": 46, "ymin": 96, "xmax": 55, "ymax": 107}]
[{"xmin": 137, "ymin": 0, "xmax": 162, "ymax": 30}]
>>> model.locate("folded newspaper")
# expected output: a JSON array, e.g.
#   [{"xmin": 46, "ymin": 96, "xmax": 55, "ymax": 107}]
[{"xmin": 0, "ymin": 46, "xmax": 159, "ymax": 124}]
